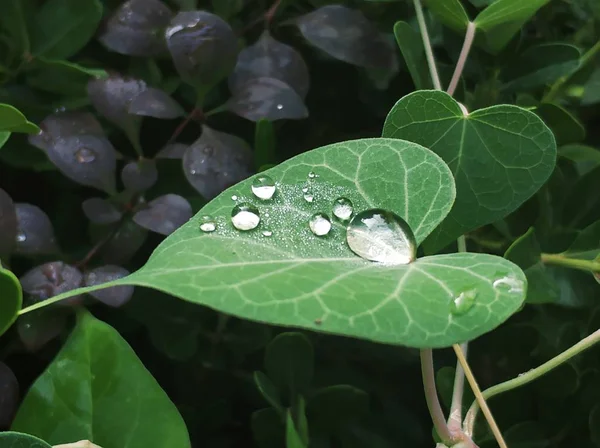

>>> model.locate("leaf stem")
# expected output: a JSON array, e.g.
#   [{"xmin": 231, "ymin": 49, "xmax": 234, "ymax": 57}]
[
  {"xmin": 413, "ymin": 0, "xmax": 442, "ymax": 90},
  {"xmin": 541, "ymin": 253, "xmax": 600, "ymax": 273},
  {"xmin": 453, "ymin": 344, "xmax": 507, "ymax": 448},
  {"xmin": 167, "ymin": 107, "xmax": 203, "ymax": 144},
  {"xmin": 448, "ymin": 343, "xmax": 468, "ymax": 431},
  {"xmin": 420, "ymin": 349, "xmax": 454, "ymax": 444},
  {"xmin": 463, "ymin": 328, "xmax": 600, "ymax": 436},
  {"xmin": 447, "ymin": 22, "xmax": 476, "ymax": 96}
]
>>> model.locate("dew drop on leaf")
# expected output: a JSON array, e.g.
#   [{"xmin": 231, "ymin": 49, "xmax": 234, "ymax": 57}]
[
  {"xmin": 251, "ymin": 175, "xmax": 276, "ymax": 200},
  {"xmin": 16, "ymin": 233, "xmax": 26, "ymax": 242},
  {"xmin": 303, "ymin": 193, "xmax": 314, "ymax": 203},
  {"xmin": 14, "ymin": 203, "xmax": 59, "ymax": 255},
  {"xmin": 231, "ymin": 203, "xmax": 260, "ymax": 231},
  {"xmin": 309, "ymin": 213, "xmax": 331, "ymax": 236},
  {"xmin": 332, "ymin": 197, "xmax": 353, "ymax": 221},
  {"xmin": 308, "ymin": 171, "xmax": 317, "ymax": 179},
  {"xmin": 75, "ymin": 147, "xmax": 96, "ymax": 163},
  {"xmin": 346, "ymin": 209, "xmax": 416, "ymax": 264},
  {"xmin": 231, "ymin": 195, "xmax": 238, "ymax": 201},
  {"xmin": 450, "ymin": 289, "xmax": 477, "ymax": 316},
  {"xmin": 492, "ymin": 275, "xmax": 525, "ymax": 294},
  {"xmin": 262, "ymin": 230, "xmax": 273, "ymax": 237},
  {"xmin": 199, "ymin": 215, "xmax": 216, "ymax": 233}
]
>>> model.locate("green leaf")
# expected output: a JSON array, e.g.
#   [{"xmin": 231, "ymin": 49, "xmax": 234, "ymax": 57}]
[
  {"xmin": 393, "ymin": 21, "xmax": 432, "ymax": 90},
  {"xmin": 591, "ymin": 403, "xmax": 600, "ymax": 446},
  {"xmin": 0, "ymin": 432, "xmax": 52, "ymax": 448},
  {"xmin": 534, "ymin": 103, "xmax": 585, "ymax": 147},
  {"xmin": 11, "ymin": 310, "xmax": 191, "ymax": 447},
  {"xmin": 425, "ymin": 0, "xmax": 470, "ymax": 33},
  {"xmin": 0, "ymin": 264, "xmax": 22, "ymax": 336},
  {"xmin": 307, "ymin": 385, "xmax": 369, "ymax": 434},
  {"xmin": 265, "ymin": 333, "xmax": 314, "ymax": 396},
  {"xmin": 25, "ymin": 58, "xmax": 107, "ymax": 97},
  {"xmin": 286, "ymin": 409, "xmax": 307, "ymax": 448},
  {"xmin": 383, "ymin": 90, "xmax": 557, "ymax": 252},
  {"xmin": 30, "ymin": 0, "xmax": 103, "ymax": 59},
  {"xmin": 474, "ymin": 0, "xmax": 551, "ymax": 53},
  {"xmin": 504, "ymin": 228, "xmax": 558, "ymax": 304},
  {"xmin": 254, "ymin": 371, "xmax": 284, "ymax": 414},
  {"xmin": 0, "ymin": 104, "xmax": 40, "ymax": 134},
  {"xmin": 255, "ymin": 119, "xmax": 276, "ymax": 170},
  {"xmin": 559, "ymin": 144, "xmax": 600, "ymax": 168},
  {"xmin": 252, "ymin": 408, "xmax": 285, "ymax": 448},
  {"xmin": 0, "ymin": 131, "xmax": 10, "ymax": 150},
  {"xmin": 26, "ymin": 138, "xmax": 527, "ymax": 347},
  {"xmin": 0, "ymin": 0, "xmax": 32, "ymax": 59},
  {"xmin": 563, "ymin": 220, "xmax": 600, "ymax": 260}
]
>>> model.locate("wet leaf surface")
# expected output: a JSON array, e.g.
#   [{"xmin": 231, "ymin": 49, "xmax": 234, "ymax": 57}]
[
  {"xmin": 14, "ymin": 204, "xmax": 59, "ymax": 255},
  {"xmin": 121, "ymin": 159, "xmax": 159, "ymax": 193},
  {"xmin": 81, "ymin": 198, "xmax": 122, "ymax": 225},
  {"xmin": 133, "ymin": 194, "xmax": 193, "ymax": 235},
  {"xmin": 0, "ymin": 188, "xmax": 18, "ymax": 258}
]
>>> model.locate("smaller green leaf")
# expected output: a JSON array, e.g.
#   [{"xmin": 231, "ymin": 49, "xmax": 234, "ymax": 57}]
[
  {"xmin": 425, "ymin": 0, "xmax": 470, "ymax": 34},
  {"xmin": 254, "ymin": 371, "xmax": 284, "ymax": 414},
  {"xmin": 0, "ymin": 432, "xmax": 52, "ymax": 448},
  {"xmin": 293, "ymin": 395, "xmax": 309, "ymax": 445},
  {"xmin": 286, "ymin": 410, "xmax": 307, "ymax": 448},
  {"xmin": 393, "ymin": 21, "xmax": 431, "ymax": 90},
  {"xmin": 559, "ymin": 144, "xmax": 600, "ymax": 168},
  {"xmin": 252, "ymin": 408, "xmax": 285, "ymax": 448},
  {"xmin": 265, "ymin": 333, "xmax": 314, "ymax": 396},
  {"xmin": 307, "ymin": 385, "xmax": 369, "ymax": 434},
  {"xmin": 0, "ymin": 131, "xmax": 10, "ymax": 150},
  {"xmin": 254, "ymin": 119, "xmax": 276, "ymax": 170},
  {"xmin": 562, "ymin": 165, "xmax": 600, "ymax": 228},
  {"xmin": 0, "ymin": 104, "xmax": 40, "ymax": 134},
  {"xmin": 0, "ymin": 264, "xmax": 22, "ymax": 336},
  {"xmin": 25, "ymin": 58, "xmax": 107, "ymax": 97},
  {"xmin": 534, "ymin": 103, "xmax": 585, "ymax": 147},
  {"xmin": 563, "ymin": 220, "xmax": 600, "ymax": 260}
]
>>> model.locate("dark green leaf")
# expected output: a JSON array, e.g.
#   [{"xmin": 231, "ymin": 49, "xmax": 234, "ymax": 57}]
[
  {"xmin": 11, "ymin": 311, "xmax": 191, "ymax": 447},
  {"xmin": 265, "ymin": 333, "xmax": 314, "ymax": 396},
  {"xmin": 0, "ymin": 432, "xmax": 52, "ymax": 448},
  {"xmin": 559, "ymin": 145, "xmax": 600, "ymax": 172},
  {"xmin": 0, "ymin": 188, "xmax": 18, "ymax": 258},
  {"xmin": 591, "ymin": 404, "xmax": 600, "ymax": 446},
  {"xmin": 393, "ymin": 21, "xmax": 432, "ymax": 90},
  {"xmin": 425, "ymin": 0, "xmax": 470, "ymax": 33},
  {"xmin": 383, "ymin": 90, "xmax": 557, "ymax": 253},
  {"xmin": 535, "ymin": 103, "xmax": 585, "ymax": 146},
  {"xmin": 307, "ymin": 385, "xmax": 369, "ymax": 433},
  {"xmin": 0, "ymin": 263, "xmax": 22, "ymax": 336},
  {"xmin": 286, "ymin": 410, "xmax": 307, "ymax": 448},
  {"xmin": 254, "ymin": 119, "xmax": 276, "ymax": 170},
  {"xmin": 254, "ymin": 371, "xmax": 284, "ymax": 414},
  {"xmin": 562, "ymin": 165, "xmax": 600, "ymax": 228},
  {"xmin": 0, "ymin": 104, "xmax": 39, "ymax": 134},
  {"xmin": 252, "ymin": 408, "xmax": 285, "ymax": 448},
  {"xmin": 564, "ymin": 220, "xmax": 600, "ymax": 260},
  {"xmin": 25, "ymin": 58, "xmax": 107, "ymax": 97}
]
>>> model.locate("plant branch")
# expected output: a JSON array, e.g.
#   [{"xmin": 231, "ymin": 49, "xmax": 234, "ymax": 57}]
[
  {"xmin": 447, "ymin": 22, "xmax": 476, "ymax": 96},
  {"xmin": 453, "ymin": 344, "xmax": 507, "ymax": 448},
  {"xmin": 541, "ymin": 253, "xmax": 600, "ymax": 273},
  {"xmin": 420, "ymin": 349, "xmax": 454, "ymax": 444},
  {"xmin": 167, "ymin": 107, "xmax": 203, "ymax": 144},
  {"xmin": 413, "ymin": 0, "xmax": 442, "ymax": 90},
  {"xmin": 448, "ymin": 343, "xmax": 468, "ymax": 431},
  {"xmin": 464, "ymin": 328, "xmax": 600, "ymax": 435}
]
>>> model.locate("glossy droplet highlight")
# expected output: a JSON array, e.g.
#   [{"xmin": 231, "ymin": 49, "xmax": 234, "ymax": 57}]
[
  {"xmin": 262, "ymin": 230, "xmax": 273, "ymax": 237},
  {"xmin": 308, "ymin": 171, "xmax": 317, "ymax": 179},
  {"xmin": 75, "ymin": 147, "xmax": 96, "ymax": 163},
  {"xmin": 332, "ymin": 197, "xmax": 353, "ymax": 221},
  {"xmin": 276, "ymin": 104, "xmax": 283, "ymax": 110},
  {"xmin": 16, "ymin": 232, "xmax": 27, "ymax": 242},
  {"xmin": 251, "ymin": 175, "xmax": 276, "ymax": 200},
  {"xmin": 450, "ymin": 289, "xmax": 477, "ymax": 316},
  {"xmin": 199, "ymin": 215, "xmax": 216, "ymax": 233},
  {"xmin": 303, "ymin": 193, "xmax": 314, "ymax": 203},
  {"xmin": 309, "ymin": 213, "xmax": 331, "ymax": 236},
  {"xmin": 231, "ymin": 203, "xmax": 260, "ymax": 231},
  {"xmin": 493, "ymin": 275, "xmax": 524, "ymax": 294},
  {"xmin": 346, "ymin": 209, "xmax": 416, "ymax": 264},
  {"xmin": 231, "ymin": 195, "xmax": 238, "ymax": 201}
]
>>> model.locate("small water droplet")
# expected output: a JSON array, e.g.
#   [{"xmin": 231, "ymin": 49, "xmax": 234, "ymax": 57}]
[
  {"xmin": 276, "ymin": 104, "xmax": 283, "ymax": 110},
  {"xmin": 16, "ymin": 232, "xmax": 27, "ymax": 242},
  {"xmin": 303, "ymin": 193, "xmax": 314, "ymax": 203},
  {"xmin": 199, "ymin": 215, "xmax": 216, "ymax": 233},
  {"xmin": 308, "ymin": 171, "xmax": 317, "ymax": 179},
  {"xmin": 231, "ymin": 203, "xmax": 260, "ymax": 231},
  {"xmin": 251, "ymin": 175, "xmax": 276, "ymax": 200},
  {"xmin": 75, "ymin": 147, "xmax": 96, "ymax": 163},
  {"xmin": 302, "ymin": 187, "xmax": 309, "ymax": 193},
  {"xmin": 493, "ymin": 275, "xmax": 524, "ymax": 294},
  {"xmin": 231, "ymin": 195, "xmax": 238, "ymax": 201},
  {"xmin": 262, "ymin": 230, "xmax": 273, "ymax": 237},
  {"xmin": 450, "ymin": 289, "xmax": 477, "ymax": 315},
  {"xmin": 346, "ymin": 209, "xmax": 417, "ymax": 264},
  {"xmin": 332, "ymin": 197, "xmax": 353, "ymax": 221},
  {"xmin": 309, "ymin": 213, "xmax": 331, "ymax": 236}
]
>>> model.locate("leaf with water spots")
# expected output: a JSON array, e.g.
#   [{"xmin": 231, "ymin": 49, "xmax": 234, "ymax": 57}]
[{"xmin": 28, "ymin": 138, "xmax": 527, "ymax": 347}]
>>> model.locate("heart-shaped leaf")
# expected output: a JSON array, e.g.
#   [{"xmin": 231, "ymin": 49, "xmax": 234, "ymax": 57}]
[
  {"xmin": 14, "ymin": 203, "xmax": 59, "ymax": 256},
  {"xmin": 133, "ymin": 194, "xmax": 193, "ymax": 235},
  {"xmin": 35, "ymin": 138, "xmax": 527, "ymax": 348},
  {"xmin": 0, "ymin": 432, "xmax": 52, "ymax": 448},
  {"xmin": 11, "ymin": 311, "xmax": 191, "ymax": 447},
  {"xmin": 0, "ymin": 264, "xmax": 22, "ymax": 337},
  {"xmin": 383, "ymin": 90, "xmax": 556, "ymax": 253}
]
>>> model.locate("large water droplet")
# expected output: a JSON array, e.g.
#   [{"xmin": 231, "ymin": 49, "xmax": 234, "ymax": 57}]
[
  {"xmin": 346, "ymin": 209, "xmax": 416, "ymax": 264},
  {"xmin": 309, "ymin": 213, "xmax": 331, "ymax": 236},
  {"xmin": 75, "ymin": 147, "xmax": 96, "ymax": 163},
  {"xmin": 16, "ymin": 232, "xmax": 27, "ymax": 242},
  {"xmin": 493, "ymin": 275, "xmax": 524, "ymax": 294},
  {"xmin": 199, "ymin": 215, "xmax": 216, "ymax": 233},
  {"xmin": 332, "ymin": 197, "xmax": 353, "ymax": 221},
  {"xmin": 251, "ymin": 175, "xmax": 276, "ymax": 200},
  {"xmin": 450, "ymin": 289, "xmax": 477, "ymax": 315},
  {"xmin": 231, "ymin": 203, "xmax": 260, "ymax": 231}
]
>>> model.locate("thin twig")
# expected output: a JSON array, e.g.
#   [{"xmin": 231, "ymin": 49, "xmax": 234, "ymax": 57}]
[
  {"xmin": 447, "ymin": 22, "xmax": 476, "ymax": 96},
  {"xmin": 420, "ymin": 349, "xmax": 454, "ymax": 444},
  {"xmin": 413, "ymin": 0, "xmax": 442, "ymax": 90},
  {"xmin": 167, "ymin": 107, "xmax": 203, "ymax": 145},
  {"xmin": 448, "ymin": 343, "xmax": 468, "ymax": 431},
  {"xmin": 453, "ymin": 344, "xmax": 507, "ymax": 448}
]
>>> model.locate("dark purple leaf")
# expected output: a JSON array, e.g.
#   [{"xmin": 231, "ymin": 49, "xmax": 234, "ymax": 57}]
[
  {"xmin": 133, "ymin": 194, "xmax": 192, "ymax": 235},
  {"xmin": 156, "ymin": 142, "xmax": 187, "ymax": 159},
  {"xmin": 0, "ymin": 361, "xmax": 19, "ymax": 428},
  {"xmin": 229, "ymin": 30, "xmax": 310, "ymax": 98},
  {"xmin": 28, "ymin": 111, "xmax": 105, "ymax": 152},
  {"xmin": 82, "ymin": 198, "xmax": 122, "ymax": 224},
  {"xmin": 227, "ymin": 77, "xmax": 308, "ymax": 122},
  {"xmin": 14, "ymin": 203, "xmax": 59, "ymax": 255},
  {"xmin": 96, "ymin": 220, "xmax": 148, "ymax": 264},
  {"xmin": 165, "ymin": 11, "xmax": 238, "ymax": 90},
  {"xmin": 127, "ymin": 87, "xmax": 185, "ymax": 118},
  {"xmin": 20, "ymin": 261, "xmax": 83, "ymax": 306},
  {"xmin": 99, "ymin": 0, "xmax": 173, "ymax": 56},
  {"xmin": 45, "ymin": 134, "xmax": 118, "ymax": 193},
  {"xmin": 17, "ymin": 308, "xmax": 67, "ymax": 352},
  {"xmin": 84, "ymin": 265, "xmax": 134, "ymax": 307},
  {"xmin": 183, "ymin": 125, "xmax": 253, "ymax": 199},
  {"xmin": 0, "ymin": 189, "xmax": 17, "ymax": 258},
  {"xmin": 121, "ymin": 159, "xmax": 159, "ymax": 192},
  {"xmin": 295, "ymin": 5, "xmax": 395, "ymax": 70}
]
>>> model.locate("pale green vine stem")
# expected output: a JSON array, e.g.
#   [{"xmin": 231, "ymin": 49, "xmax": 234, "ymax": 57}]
[
  {"xmin": 448, "ymin": 342, "xmax": 468, "ymax": 431},
  {"xmin": 413, "ymin": 0, "xmax": 442, "ymax": 90},
  {"xmin": 464, "ymin": 328, "xmax": 600, "ymax": 436},
  {"xmin": 541, "ymin": 253, "xmax": 600, "ymax": 273},
  {"xmin": 453, "ymin": 344, "xmax": 508, "ymax": 448},
  {"xmin": 447, "ymin": 22, "xmax": 477, "ymax": 96},
  {"xmin": 421, "ymin": 349, "xmax": 454, "ymax": 444}
]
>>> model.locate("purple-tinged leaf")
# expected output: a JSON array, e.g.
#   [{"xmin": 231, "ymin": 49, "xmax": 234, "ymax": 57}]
[
  {"xmin": 121, "ymin": 159, "xmax": 159, "ymax": 193},
  {"xmin": 17, "ymin": 308, "xmax": 67, "ymax": 352},
  {"xmin": 14, "ymin": 204, "xmax": 59, "ymax": 255},
  {"xmin": 28, "ymin": 111, "xmax": 105, "ymax": 152},
  {"xmin": 20, "ymin": 262, "xmax": 83, "ymax": 306},
  {"xmin": 82, "ymin": 198, "xmax": 122, "ymax": 225},
  {"xmin": 295, "ymin": 5, "xmax": 395, "ymax": 69},
  {"xmin": 183, "ymin": 125, "xmax": 253, "ymax": 199},
  {"xmin": 95, "ymin": 220, "xmax": 148, "ymax": 264},
  {"xmin": 0, "ymin": 189, "xmax": 17, "ymax": 258},
  {"xmin": 156, "ymin": 142, "xmax": 187, "ymax": 159},
  {"xmin": 46, "ymin": 134, "xmax": 118, "ymax": 193},
  {"xmin": 84, "ymin": 265, "xmax": 134, "ymax": 307},
  {"xmin": 165, "ymin": 11, "xmax": 238, "ymax": 91},
  {"xmin": 127, "ymin": 87, "xmax": 185, "ymax": 118},
  {"xmin": 133, "ymin": 194, "xmax": 192, "ymax": 235},
  {"xmin": 227, "ymin": 77, "xmax": 308, "ymax": 122},
  {"xmin": 0, "ymin": 361, "xmax": 19, "ymax": 428},
  {"xmin": 229, "ymin": 30, "xmax": 310, "ymax": 98},
  {"xmin": 99, "ymin": 0, "xmax": 173, "ymax": 56}
]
